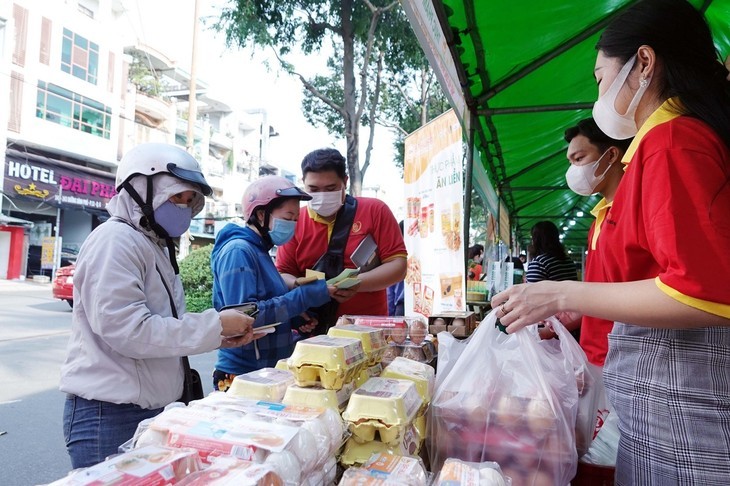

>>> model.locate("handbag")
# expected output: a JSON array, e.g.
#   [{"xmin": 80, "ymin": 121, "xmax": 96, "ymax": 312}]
[
  {"xmin": 308, "ymin": 194, "xmax": 358, "ymax": 335},
  {"xmin": 179, "ymin": 356, "xmax": 204, "ymax": 405},
  {"xmin": 156, "ymin": 264, "xmax": 206, "ymax": 404}
]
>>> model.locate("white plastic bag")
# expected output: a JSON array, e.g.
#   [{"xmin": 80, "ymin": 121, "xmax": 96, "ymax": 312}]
[
  {"xmin": 429, "ymin": 310, "xmax": 579, "ymax": 485},
  {"xmin": 434, "ymin": 330, "xmax": 471, "ymax": 389}
]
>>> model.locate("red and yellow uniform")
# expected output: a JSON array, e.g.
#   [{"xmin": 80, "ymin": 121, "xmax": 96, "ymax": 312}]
[
  {"xmin": 599, "ymin": 101, "xmax": 730, "ymax": 315},
  {"xmin": 579, "ymin": 198, "xmax": 614, "ymax": 366},
  {"xmin": 276, "ymin": 197, "xmax": 407, "ymax": 317}
]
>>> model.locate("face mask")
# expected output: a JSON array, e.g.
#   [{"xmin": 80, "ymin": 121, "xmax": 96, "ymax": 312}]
[
  {"xmin": 268, "ymin": 217, "xmax": 296, "ymax": 246},
  {"xmin": 153, "ymin": 201, "xmax": 192, "ymax": 237},
  {"xmin": 565, "ymin": 150, "xmax": 613, "ymax": 196},
  {"xmin": 592, "ymin": 54, "xmax": 651, "ymax": 140},
  {"xmin": 308, "ymin": 189, "xmax": 344, "ymax": 217}
]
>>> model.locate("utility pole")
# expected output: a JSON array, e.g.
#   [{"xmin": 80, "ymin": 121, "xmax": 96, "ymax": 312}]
[{"xmin": 186, "ymin": 0, "xmax": 200, "ymax": 155}]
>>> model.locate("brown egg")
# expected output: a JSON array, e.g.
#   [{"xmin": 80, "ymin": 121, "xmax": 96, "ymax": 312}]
[
  {"xmin": 390, "ymin": 326, "xmax": 407, "ymax": 344},
  {"xmin": 493, "ymin": 394, "xmax": 524, "ymax": 430},
  {"xmin": 409, "ymin": 320, "xmax": 428, "ymax": 345},
  {"xmin": 451, "ymin": 318, "xmax": 466, "ymax": 327}
]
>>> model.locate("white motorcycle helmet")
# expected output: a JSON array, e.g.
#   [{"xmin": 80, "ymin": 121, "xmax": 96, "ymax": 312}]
[{"xmin": 116, "ymin": 143, "xmax": 212, "ymax": 196}]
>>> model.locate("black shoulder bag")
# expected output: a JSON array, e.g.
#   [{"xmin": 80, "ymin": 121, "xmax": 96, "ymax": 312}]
[
  {"xmin": 308, "ymin": 194, "xmax": 358, "ymax": 335},
  {"xmin": 156, "ymin": 265, "xmax": 204, "ymax": 405}
]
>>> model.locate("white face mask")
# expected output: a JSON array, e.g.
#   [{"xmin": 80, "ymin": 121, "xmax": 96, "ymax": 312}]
[
  {"xmin": 565, "ymin": 149, "xmax": 612, "ymax": 196},
  {"xmin": 308, "ymin": 189, "xmax": 344, "ymax": 217},
  {"xmin": 592, "ymin": 54, "xmax": 651, "ymax": 140}
]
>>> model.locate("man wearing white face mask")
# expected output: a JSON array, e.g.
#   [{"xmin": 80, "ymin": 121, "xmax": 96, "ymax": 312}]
[
  {"xmin": 276, "ymin": 148, "xmax": 407, "ymax": 334},
  {"xmin": 560, "ymin": 118, "xmax": 631, "ymax": 362}
]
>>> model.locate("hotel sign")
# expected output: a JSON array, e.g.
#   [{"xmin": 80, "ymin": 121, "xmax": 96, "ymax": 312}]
[{"xmin": 4, "ymin": 156, "xmax": 116, "ymax": 210}]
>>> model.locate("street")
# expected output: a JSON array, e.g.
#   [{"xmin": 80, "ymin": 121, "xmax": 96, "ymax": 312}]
[{"xmin": 0, "ymin": 280, "xmax": 218, "ymax": 486}]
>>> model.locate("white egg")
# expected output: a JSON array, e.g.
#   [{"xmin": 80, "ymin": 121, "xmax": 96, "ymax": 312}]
[
  {"xmin": 286, "ymin": 427, "xmax": 318, "ymax": 473},
  {"xmin": 265, "ymin": 451, "xmax": 302, "ymax": 484},
  {"xmin": 301, "ymin": 417, "xmax": 332, "ymax": 457},
  {"xmin": 320, "ymin": 408, "xmax": 345, "ymax": 448},
  {"xmin": 135, "ymin": 427, "xmax": 167, "ymax": 448},
  {"xmin": 324, "ymin": 456, "xmax": 338, "ymax": 483}
]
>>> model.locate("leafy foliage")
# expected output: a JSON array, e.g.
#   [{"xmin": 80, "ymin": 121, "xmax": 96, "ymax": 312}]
[
  {"xmin": 179, "ymin": 244, "xmax": 214, "ymax": 313},
  {"xmin": 213, "ymin": 0, "xmax": 440, "ymax": 194}
]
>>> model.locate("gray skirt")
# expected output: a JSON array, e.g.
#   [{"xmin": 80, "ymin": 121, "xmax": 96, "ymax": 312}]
[{"xmin": 604, "ymin": 323, "xmax": 730, "ymax": 485}]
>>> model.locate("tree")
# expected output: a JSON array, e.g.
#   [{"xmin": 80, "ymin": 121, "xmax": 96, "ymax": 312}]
[
  {"xmin": 179, "ymin": 244, "xmax": 214, "ymax": 312},
  {"xmin": 214, "ymin": 0, "xmax": 425, "ymax": 195}
]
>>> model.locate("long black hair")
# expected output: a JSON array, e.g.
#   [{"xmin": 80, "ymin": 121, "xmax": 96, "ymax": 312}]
[
  {"xmin": 597, "ymin": 0, "xmax": 730, "ymax": 148},
  {"xmin": 531, "ymin": 221, "xmax": 568, "ymax": 260}
]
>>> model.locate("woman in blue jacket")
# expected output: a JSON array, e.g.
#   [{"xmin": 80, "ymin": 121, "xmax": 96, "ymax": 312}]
[{"xmin": 211, "ymin": 176, "xmax": 334, "ymax": 390}]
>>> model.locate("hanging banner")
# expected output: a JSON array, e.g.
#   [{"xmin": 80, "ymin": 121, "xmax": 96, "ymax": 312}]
[{"xmin": 404, "ymin": 110, "xmax": 465, "ymax": 316}]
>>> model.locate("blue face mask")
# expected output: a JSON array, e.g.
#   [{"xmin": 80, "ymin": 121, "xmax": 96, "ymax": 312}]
[
  {"xmin": 153, "ymin": 200, "xmax": 192, "ymax": 237},
  {"xmin": 269, "ymin": 217, "xmax": 296, "ymax": 246}
]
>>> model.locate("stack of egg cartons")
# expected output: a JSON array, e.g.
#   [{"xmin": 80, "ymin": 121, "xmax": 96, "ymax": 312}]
[
  {"xmin": 380, "ymin": 356, "xmax": 435, "ymax": 449},
  {"xmin": 282, "ymin": 335, "xmax": 368, "ymax": 413},
  {"xmin": 340, "ymin": 377, "xmax": 424, "ymax": 468}
]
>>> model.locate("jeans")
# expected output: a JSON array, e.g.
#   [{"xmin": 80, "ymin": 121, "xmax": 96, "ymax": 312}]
[{"xmin": 63, "ymin": 394, "xmax": 162, "ymax": 469}]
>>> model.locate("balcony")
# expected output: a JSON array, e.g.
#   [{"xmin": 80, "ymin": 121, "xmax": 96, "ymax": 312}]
[{"xmin": 135, "ymin": 92, "xmax": 172, "ymax": 122}]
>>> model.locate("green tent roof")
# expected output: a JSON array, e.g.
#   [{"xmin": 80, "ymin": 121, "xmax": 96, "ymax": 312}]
[{"xmin": 404, "ymin": 0, "xmax": 730, "ymax": 252}]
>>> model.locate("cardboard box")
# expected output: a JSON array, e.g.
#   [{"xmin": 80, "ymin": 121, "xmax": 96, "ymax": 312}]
[{"xmin": 429, "ymin": 324, "xmax": 448, "ymax": 335}]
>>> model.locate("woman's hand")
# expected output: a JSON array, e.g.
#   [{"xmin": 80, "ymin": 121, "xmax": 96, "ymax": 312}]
[{"xmin": 490, "ymin": 281, "xmax": 568, "ymax": 333}]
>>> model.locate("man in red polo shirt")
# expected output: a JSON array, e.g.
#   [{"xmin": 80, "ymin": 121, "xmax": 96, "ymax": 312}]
[
  {"xmin": 276, "ymin": 148, "xmax": 407, "ymax": 333},
  {"xmin": 561, "ymin": 118, "xmax": 631, "ymax": 366}
]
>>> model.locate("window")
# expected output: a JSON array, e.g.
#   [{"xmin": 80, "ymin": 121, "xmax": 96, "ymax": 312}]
[
  {"xmin": 61, "ymin": 28, "xmax": 98, "ymax": 84},
  {"xmin": 36, "ymin": 81, "xmax": 112, "ymax": 139}
]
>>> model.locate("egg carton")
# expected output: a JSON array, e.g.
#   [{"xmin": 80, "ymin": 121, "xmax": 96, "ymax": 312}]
[
  {"xmin": 381, "ymin": 357, "xmax": 435, "ymax": 414},
  {"xmin": 328, "ymin": 324, "xmax": 388, "ymax": 366},
  {"xmin": 227, "ymin": 367, "xmax": 295, "ymax": 402},
  {"xmin": 287, "ymin": 335, "xmax": 366, "ymax": 389},
  {"xmin": 282, "ymin": 381, "xmax": 354, "ymax": 412},
  {"xmin": 342, "ymin": 378, "xmax": 423, "ymax": 444}
]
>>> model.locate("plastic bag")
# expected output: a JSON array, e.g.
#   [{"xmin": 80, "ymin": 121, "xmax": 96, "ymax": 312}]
[
  {"xmin": 429, "ymin": 310, "xmax": 579, "ymax": 485},
  {"xmin": 434, "ymin": 329, "xmax": 471, "ymax": 389},
  {"xmin": 541, "ymin": 317, "xmax": 597, "ymax": 457}
]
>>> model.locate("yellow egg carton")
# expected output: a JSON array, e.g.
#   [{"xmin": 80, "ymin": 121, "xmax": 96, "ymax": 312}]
[
  {"xmin": 282, "ymin": 381, "xmax": 355, "ymax": 411},
  {"xmin": 381, "ymin": 357, "xmax": 435, "ymax": 415},
  {"xmin": 342, "ymin": 377, "xmax": 423, "ymax": 445},
  {"xmin": 226, "ymin": 367, "xmax": 295, "ymax": 402},
  {"xmin": 339, "ymin": 437, "xmax": 408, "ymax": 468},
  {"xmin": 414, "ymin": 415, "xmax": 427, "ymax": 441},
  {"xmin": 275, "ymin": 359, "xmax": 288, "ymax": 371},
  {"xmin": 328, "ymin": 324, "xmax": 387, "ymax": 366},
  {"xmin": 287, "ymin": 335, "xmax": 366, "ymax": 389},
  {"xmin": 355, "ymin": 363, "xmax": 384, "ymax": 388}
]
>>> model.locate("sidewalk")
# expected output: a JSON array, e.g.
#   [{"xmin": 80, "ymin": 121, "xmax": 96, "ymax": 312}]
[{"xmin": 0, "ymin": 278, "xmax": 52, "ymax": 292}]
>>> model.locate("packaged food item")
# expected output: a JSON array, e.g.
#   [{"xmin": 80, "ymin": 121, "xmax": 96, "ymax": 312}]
[
  {"xmin": 227, "ymin": 368, "xmax": 295, "ymax": 402},
  {"xmin": 46, "ymin": 446, "xmax": 200, "ymax": 485},
  {"xmin": 381, "ymin": 357, "xmax": 435, "ymax": 413},
  {"xmin": 287, "ymin": 335, "xmax": 366, "ymax": 389},
  {"xmin": 328, "ymin": 324, "xmax": 387, "ymax": 365},
  {"xmin": 434, "ymin": 459, "xmax": 510, "ymax": 486},
  {"xmin": 405, "ymin": 317, "xmax": 428, "ymax": 345},
  {"xmin": 339, "ymin": 452, "xmax": 429, "ymax": 485},
  {"xmin": 282, "ymin": 381, "xmax": 354, "ymax": 411},
  {"xmin": 380, "ymin": 344, "xmax": 402, "ymax": 366},
  {"xmin": 275, "ymin": 359, "xmax": 288, "ymax": 371},
  {"xmin": 177, "ymin": 456, "xmax": 284, "ymax": 486},
  {"xmin": 342, "ymin": 378, "xmax": 423, "ymax": 445}
]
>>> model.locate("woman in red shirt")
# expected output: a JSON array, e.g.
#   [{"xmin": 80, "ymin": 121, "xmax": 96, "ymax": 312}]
[{"xmin": 492, "ymin": 0, "xmax": 730, "ymax": 482}]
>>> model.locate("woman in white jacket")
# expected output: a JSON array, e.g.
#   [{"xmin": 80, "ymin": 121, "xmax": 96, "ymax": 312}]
[{"xmin": 59, "ymin": 143, "xmax": 257, "ymax": 468}]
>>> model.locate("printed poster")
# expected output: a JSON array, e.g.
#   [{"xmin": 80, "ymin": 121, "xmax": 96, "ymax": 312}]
[{"xmin": 403, "ymin": 110, "xmax": 465, "ymax": 316}]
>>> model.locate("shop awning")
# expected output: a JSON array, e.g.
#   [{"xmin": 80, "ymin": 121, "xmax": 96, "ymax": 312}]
[
  {"xmin": 403, "ymin": 0, "xmax": 730, "ymax": 252},
  {"xmin": 0, "ymin": 213, "xmax": 34, "ymax": 227}
]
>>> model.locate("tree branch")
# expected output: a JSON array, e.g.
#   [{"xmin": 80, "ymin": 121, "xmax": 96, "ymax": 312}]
[
  {"xmin": 269, "ymin": 47, "xmax": 345, "ymax": 117},
  {"xmin": 362, "ymin": 50, "xmax": 385, "ymax": 178},
  {"xmin": 301, "ymin": 9, "xmax": 341, "ymax": 36},
  {"xmin": 376, "ymin": 118, "xmax": 409, "ymax": 136},
  {"xmin": 355, "ymin": 1, "xmax": 399, "ymax": 121}
]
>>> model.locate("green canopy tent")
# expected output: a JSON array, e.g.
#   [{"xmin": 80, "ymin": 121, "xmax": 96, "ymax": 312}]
[{"xmin": 403, "ymin": 0, "xmax": 730, "ymax": 258}]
